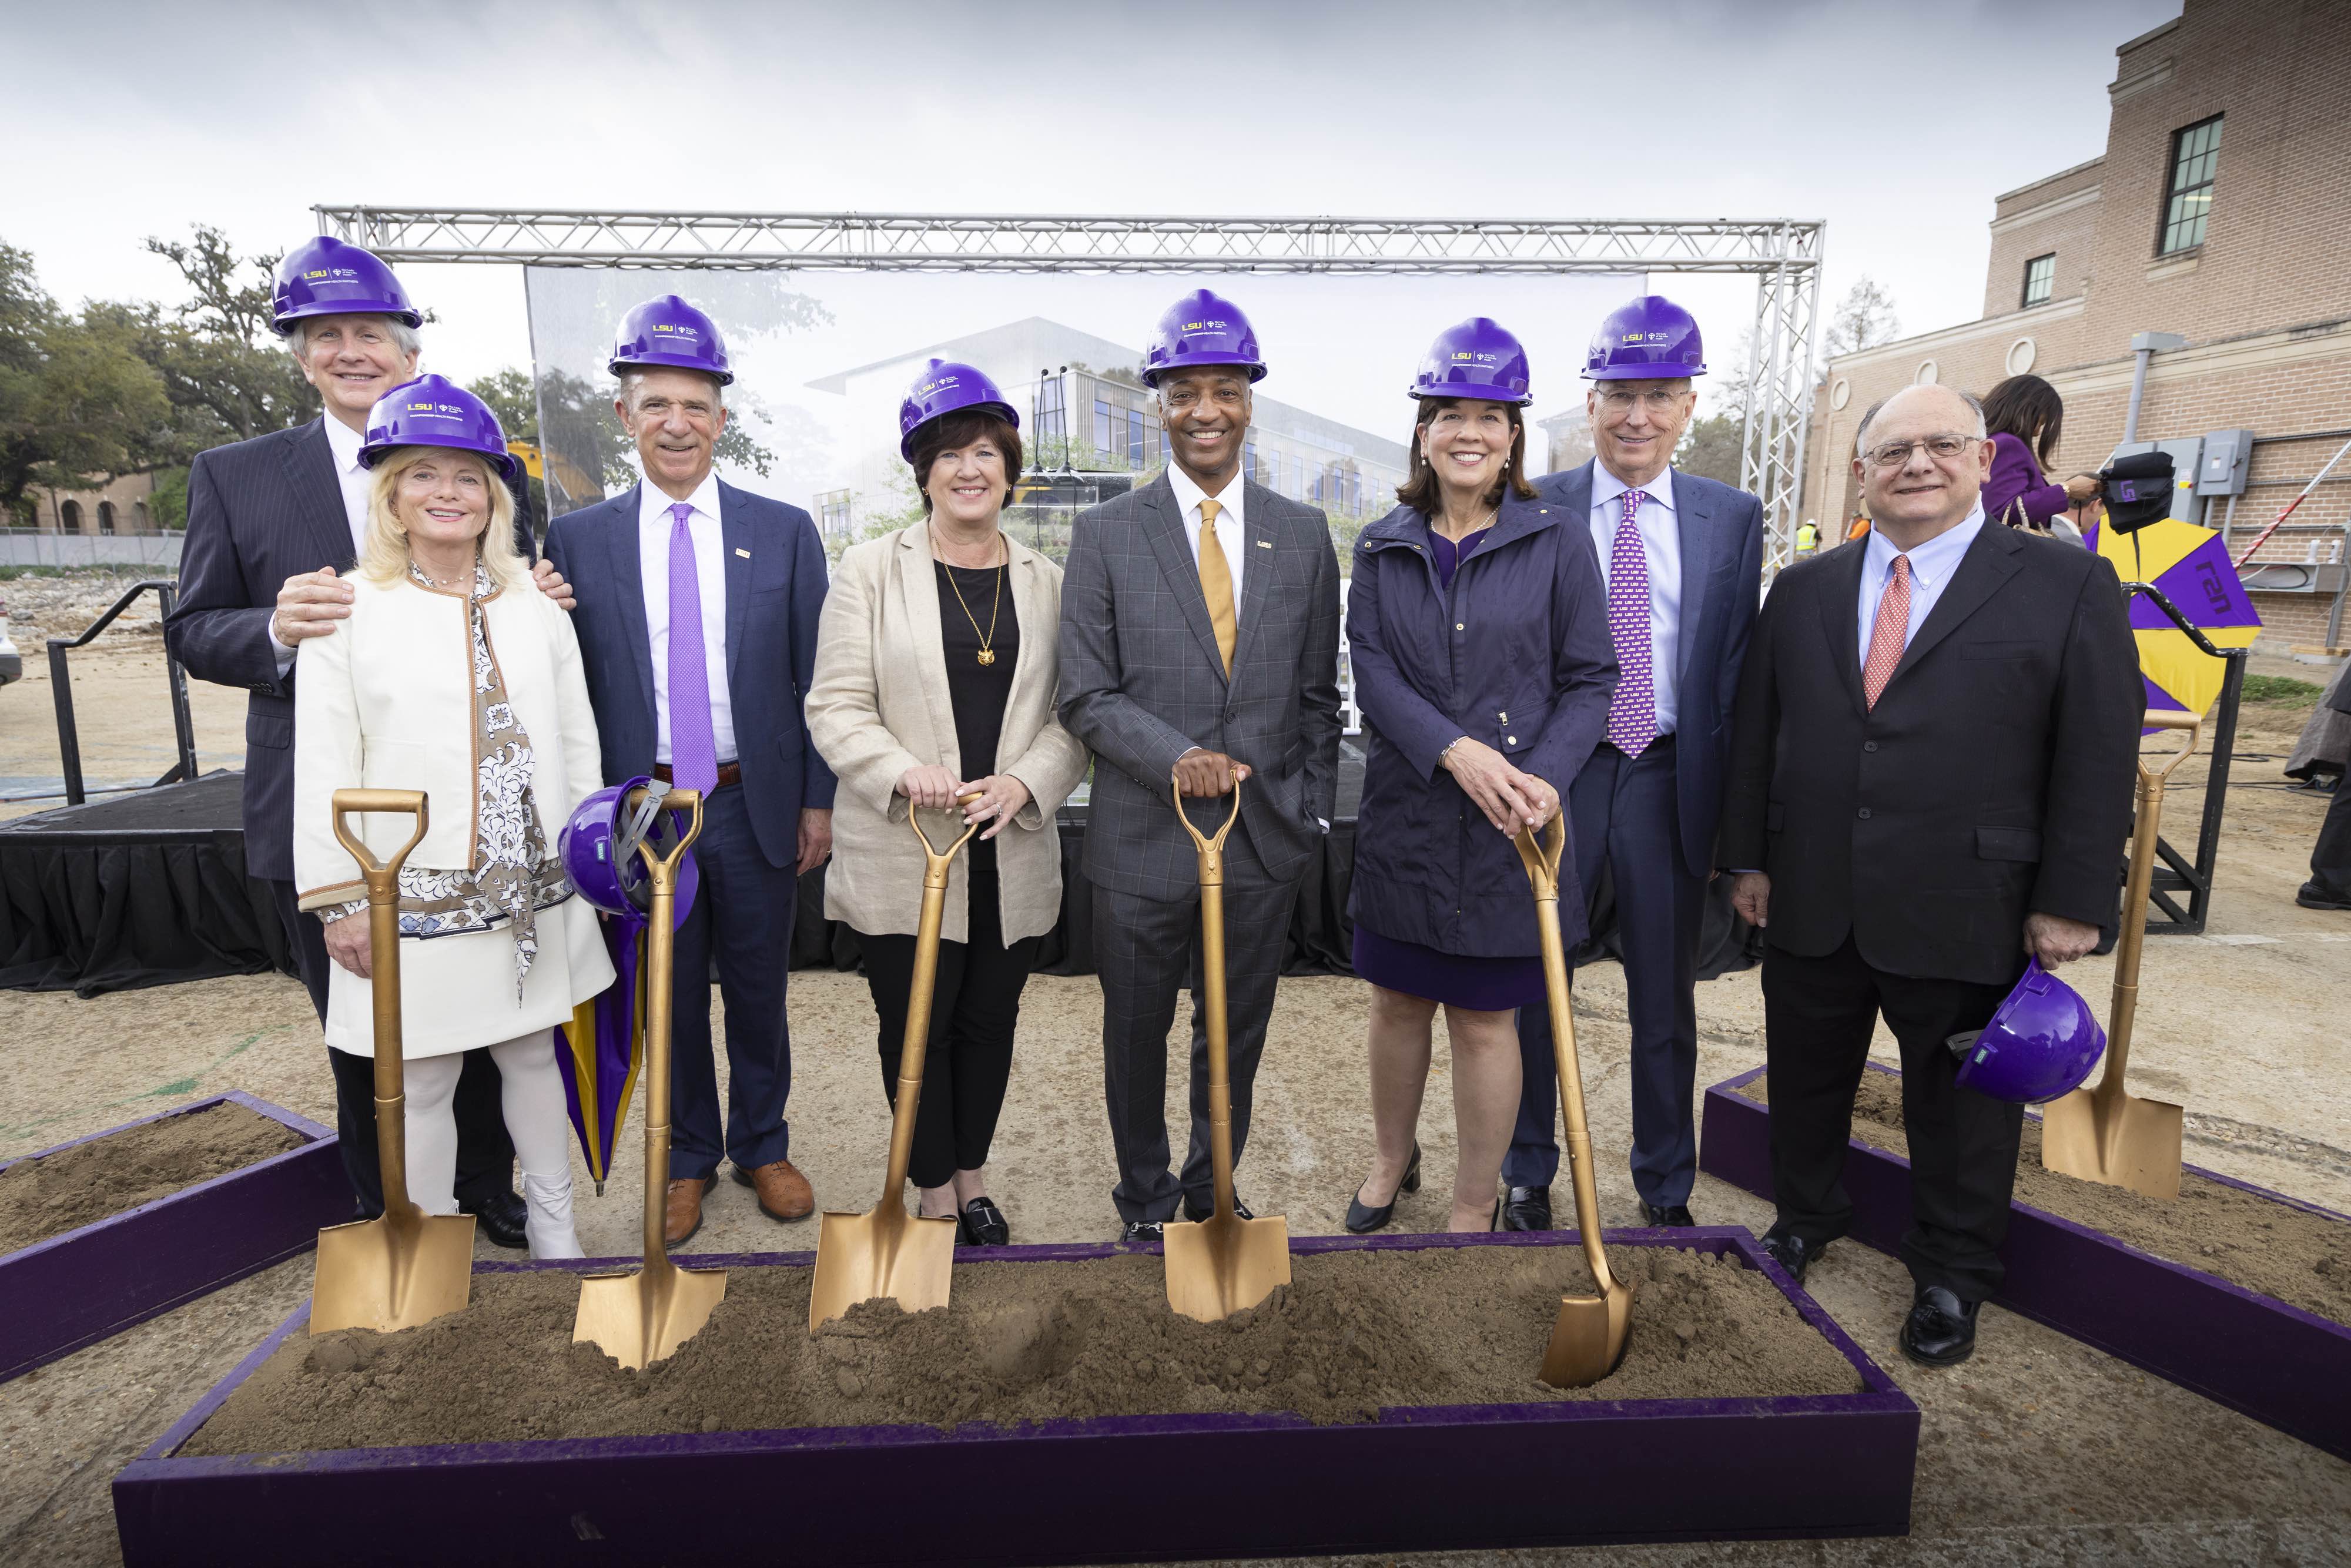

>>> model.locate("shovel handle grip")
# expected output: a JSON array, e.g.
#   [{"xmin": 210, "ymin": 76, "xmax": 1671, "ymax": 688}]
[
  {"xmin": 625, "ymin": 786, "xmax": 705, "ymax": 879},
  {"xmin": 2139, "ymin": 711, "xmax": 2201, "ymax": 788},
  {"xmin": 1170, "ymin": 764, "xmax": 1243, "ymax": 856},
  {"xmin": 906, "ymin": 789, "xmax": 986, "ymax": 877},
  {"xmin": 1512, "ymin": 813, "xmax": 1569, "ymax": 899},
  {"xmin": 331, "ymin": 789, "xmax": 429, "ymax": 888}
]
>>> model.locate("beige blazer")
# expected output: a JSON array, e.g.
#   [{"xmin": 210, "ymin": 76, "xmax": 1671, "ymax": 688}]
[{"xmin": 808, "ymin": 526, "xmax": 1089, "ymax": 944}]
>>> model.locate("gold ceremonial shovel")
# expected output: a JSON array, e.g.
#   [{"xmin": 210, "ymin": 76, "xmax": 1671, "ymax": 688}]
[
  {"xmin": 574, "ymin": 788, "xmax": 727, "ymax": 1369},
  {"xmin": 312, "ymin": 789, "xmax": 477, "ymax": 1335},
  {"xmin": 808, "ymin": 795, "xmax": 982, "ymax": 1332},
  {"xmin": 1163, "ymin": 765, "xmax": 1292, "ymax": 1324},
  {"xmin": 2040, "ymin": 711, "xmax": 2200, "ymax": 1201},
  {"xmin": 1515, "ymin": 815, "xmax": 1633, "ymax": 1387}
]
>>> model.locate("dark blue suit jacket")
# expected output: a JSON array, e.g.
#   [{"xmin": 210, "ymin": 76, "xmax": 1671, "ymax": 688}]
[
  {"xmin": 545, "ymin": 480, "xmax": 835, "ymax": 870},
  {"xmin": 163, "ymin": 418, "xmax": 534, "ymax": 883},
  {"xmin": 1536, "ymin": 461, "xmax": 1763, "ymax": 879}
]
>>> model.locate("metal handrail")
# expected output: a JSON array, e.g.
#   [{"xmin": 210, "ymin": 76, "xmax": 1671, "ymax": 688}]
[
  {"xmin": 2121, "ymin": 579, "xmax": 2245, "ymax": 936},
  {"xmin": 45, "ymin": 581, "xmax": 199, "ymax": 806}
]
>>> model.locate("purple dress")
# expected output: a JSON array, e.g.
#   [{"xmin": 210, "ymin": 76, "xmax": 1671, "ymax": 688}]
[{"xmin": 1350, "ymin": 523, "xmax": 1548, "ymax": 1011}]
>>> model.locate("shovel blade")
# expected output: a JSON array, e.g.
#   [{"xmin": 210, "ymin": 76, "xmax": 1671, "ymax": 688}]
[
  {"xmin": 808, "ymin": 1206, "xmax": 958, "ymax": 1334},
  {"xmin": 1538, "ymin": 1283, "xmax": 1635, "ymax": 1389},
  {"xmin": 2040, "ymin": 1087, "xmax": 2184, "ymax": 1201},
  {"xmin": 572, "ymin": 1261, "xmax": 729, "ymax": 1371},
  {"xmin": 310, "ymin": 1212, "xmax": 475, "ymax": 1335},
  {"xmin": 1163, "ymin": 1212, "xmax": 1292, "ymax": 1323}
]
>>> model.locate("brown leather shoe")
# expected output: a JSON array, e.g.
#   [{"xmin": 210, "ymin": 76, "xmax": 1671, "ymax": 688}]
[
  {"xmin": 664, "ymin": 1177, "xmax": 712, "ymax": 1248},
  {"xmin": 732, "ymin": 1158, "xmax": 815, "ymax": 1222}
]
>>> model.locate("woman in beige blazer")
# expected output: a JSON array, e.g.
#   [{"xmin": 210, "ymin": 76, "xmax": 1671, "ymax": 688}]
[
  {"xmin": 293, "ymin": 378, "xmax": 612, "ymax": 1259},
  {"xmin": 808, "ymin": 360, "xmax": 1087, "ymax": 1246}
]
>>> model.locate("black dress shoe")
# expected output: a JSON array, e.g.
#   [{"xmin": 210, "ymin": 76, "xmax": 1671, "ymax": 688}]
[
  {"xmin": 1120, "ymin": 1219, "xmax": 1165, "ymax": 1245},
  {"xmin": 1500, "ymin": 1185, "xmax": 1552, "ymax": 1231},
  {"xmin": 1344, "ymin": 1144, "xmax": 1422, "ymax": 1234},
  {"xmin": 1640, "ymin": 1201, "xmax": 1696, "ymax": 1228},
  {"xmin": 1759, "ymin": 1229, "xmax": 1827, "ymax": 1286},
  {"xmin": 1181, "ymin": 1194, "xmax": 1256, "ymax": 1224},
  {"xmin": 459, "ymin": 1189, "xmax": 528, "ymax": 1250},
  {"xmin": 959, "ymin": 1197, "xmax": 1009, "ymax": 1247},
  {"xmin": 2298, "ymin": 879, "xmax": 2351, "ymax": 912},
  {"xmin": 1900, "ymin": 1285, "xmax": 1982, "ymax": 1367}
]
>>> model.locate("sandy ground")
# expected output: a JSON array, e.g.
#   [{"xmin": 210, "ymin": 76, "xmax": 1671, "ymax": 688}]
[{"xmin": 0, "ymin": 579, "xmax": 2346, "ymax": 1562}]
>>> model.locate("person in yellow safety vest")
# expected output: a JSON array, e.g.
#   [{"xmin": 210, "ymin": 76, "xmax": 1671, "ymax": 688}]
[{"xmin": 1795, "ymin": 521, "xmax": 1819, "ymax": 555}]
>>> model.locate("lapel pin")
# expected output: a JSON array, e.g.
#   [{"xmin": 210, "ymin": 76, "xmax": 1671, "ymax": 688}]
[
  {"xmin": 735, "ymin": 547, "xmax": 751, "ymax": 558},
  {"xmin": 1255, "ymin": 538, "xmax": 1272, "ymax": 549}
]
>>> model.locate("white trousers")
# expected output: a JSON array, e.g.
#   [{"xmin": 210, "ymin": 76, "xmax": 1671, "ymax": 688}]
[{"xmin": 404, "ymin": 1030, "xmax": 571, "ymax": 1216}]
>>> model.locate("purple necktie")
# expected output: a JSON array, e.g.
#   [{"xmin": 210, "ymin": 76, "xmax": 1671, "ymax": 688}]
[
  {"xmin": 1606, "ymin": 488, "xmax": 1657, "ymax": 757},
  {"xmin": 665, "ymin": 501, "xmax": 719, "ymax": 794}
]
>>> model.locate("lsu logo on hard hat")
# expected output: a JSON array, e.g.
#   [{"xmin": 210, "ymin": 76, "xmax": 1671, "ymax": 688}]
[{"xmin": 1181, "ymin": 319, "xmax": 1228, "ymax": 333}]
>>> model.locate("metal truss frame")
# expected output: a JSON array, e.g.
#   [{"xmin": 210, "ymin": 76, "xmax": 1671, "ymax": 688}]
[{"xmin": 316, "ymin": 206, "xmax": 1823, "ymax": 560}]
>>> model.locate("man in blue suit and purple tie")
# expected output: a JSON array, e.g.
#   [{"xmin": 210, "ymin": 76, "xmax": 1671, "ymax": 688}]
[
  {"xmin": 1502, "ymin": 296, "xmax": 1764, "ymax": 1232},
  {"xmin": 545, "ymin": 296, "xmax": 836, "ymax": 1247}
]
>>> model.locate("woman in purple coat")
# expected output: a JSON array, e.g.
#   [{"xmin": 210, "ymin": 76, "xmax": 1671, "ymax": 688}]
[
  {"xmin": 1982, "ymin": 374, "xmax": 2101, "ymax": 529},
  {"xmin": 1341, "ymin": 319, "xmax": 1617, "ymax": 1234}
]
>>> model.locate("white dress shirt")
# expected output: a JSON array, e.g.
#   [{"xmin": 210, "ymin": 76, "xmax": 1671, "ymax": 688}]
[
  {"xmin": 1858, "ymin": 505, "xmax": 1984, "ymax": 666},
  {"xmin": 1166, "ymin": 462, "xmax": 1247, "ymax": 614},
  {"xmin": 638, "ymin": 474, "xmax": 738, "ymax": 766},
  {"xmin": 272, "ymin": 415, "xmax": 376, "ymax": 671},
  {"xmin": 1589, "ymin": 464, "xmax": 1683, "ymax": 737}
]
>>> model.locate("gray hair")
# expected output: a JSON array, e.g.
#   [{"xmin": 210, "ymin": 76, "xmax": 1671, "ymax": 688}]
[
  {"xmin": 1856, "ymin": 386, "xmax": 1985, "ymax": 455},
  {"xmin": 283, "ymin": 315, "xmax": 421, "ymax": 364},
  {"xmin": 618, "ymin": 368, "xmax": 727, "ymax": 413}
]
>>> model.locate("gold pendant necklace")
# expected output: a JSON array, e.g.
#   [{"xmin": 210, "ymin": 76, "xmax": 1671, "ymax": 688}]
[{"xmin": 935, "ymin": 528, "xmax": 1006, "ymax": 665}]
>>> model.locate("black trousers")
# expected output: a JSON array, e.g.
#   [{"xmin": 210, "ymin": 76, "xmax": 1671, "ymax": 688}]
[
  {"xmin": 1760, "ymin": 934, "xmax": 2024, "ymax": 1302},
  {"xmin": 268, "ymin": 878, "xmax": 514, "ymax": 1215},
  {"xmin": 2313, "ymin": 777, "xmax": 2351, "ymax": 892},
  {"xmin": 858, "ymin": 859, "xmax": 1040, "ymax": 1191}
]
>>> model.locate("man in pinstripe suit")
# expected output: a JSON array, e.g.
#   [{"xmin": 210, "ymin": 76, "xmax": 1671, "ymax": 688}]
[{"xmin": 1058, "ymin": 290, "xmax": 1342, "ymax": 1241}]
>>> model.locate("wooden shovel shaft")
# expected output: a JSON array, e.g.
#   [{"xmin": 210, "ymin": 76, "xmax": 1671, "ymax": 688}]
[
  {"xmin": 1529, "ymin": 867, "xmax": 1617, "ymax": 1298},
  {"xmin": 879, "ymin": 796, "xmax": 984, "ymax": 1200},
  {"xmin": 331, "ymin": 789, "xmax": 428, "ymax": 1219},
  {"xmin": 1172, "ymin": 768, "xmax": 1243, "ymax": 1224},
  {"xmin": 2097, "ymin": 712, "xmax": 2198, "ymax": 1105},
  {"xmin": 631, "ymin": 787, "xmax": 704, "ymax": 1269}
]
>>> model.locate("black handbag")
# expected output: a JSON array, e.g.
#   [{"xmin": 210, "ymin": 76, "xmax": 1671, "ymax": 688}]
[{"xmin": 2098, "ymin": 450, "xmax": 2176, "ymax": 534}]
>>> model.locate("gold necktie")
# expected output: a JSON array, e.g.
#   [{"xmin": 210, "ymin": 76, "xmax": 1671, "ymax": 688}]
[{"xmin": 1197, "ymin": 496, "xmax": 1237, "ymax": 675}]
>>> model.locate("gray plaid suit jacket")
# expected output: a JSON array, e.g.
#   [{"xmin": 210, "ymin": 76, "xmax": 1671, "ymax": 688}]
[{"xmin": 1058, "ymin": 471, "xmax": 1343, "ymax": 903}]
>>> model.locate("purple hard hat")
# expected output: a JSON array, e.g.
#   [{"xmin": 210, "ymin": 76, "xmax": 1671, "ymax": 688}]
[
  {"xmin": 1139, "ymin": 288, "xmax": 1267, "ymax": 388},
  {"xmin": 609, "ymin": 295, "xmax": 734, "ymax": 386},
  {"xmin": 1584, "ymin": 294, "xmax": 1707, "ymax": 381},
  {"xmin": 1412, "ymin": 317, "xmax": 1533, "ymax": 404},
  {"xmin": 1948, "ymin": 957, "xmax": 2107, "ymax": 1104},
  {"xmin": 271, "ymin": 236, "xmax": 421, "ymax": 337},
  {"xmin": 359, "ymin": 374, "xmax": 520, "ymax": 481},
  {"xmin": 559, "ymin": 778, "xmax": 698, "ymax": 928},
  {"xmin": 898, "ymin": 359, "xmax": 1020, "ymax": 461}
]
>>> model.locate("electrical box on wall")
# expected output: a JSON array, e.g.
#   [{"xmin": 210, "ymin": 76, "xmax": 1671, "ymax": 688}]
[
  {"xmin": 2108, "ymin": 438, "xmax": 2205, "ymax": 524},
  {"xmin": 2196, "ymin": 428, "xmax": 2254, "ymax": 496}
]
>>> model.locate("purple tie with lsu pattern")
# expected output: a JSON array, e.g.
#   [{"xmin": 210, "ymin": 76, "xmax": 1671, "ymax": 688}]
[{"xmin": 1606, "ymin": 488, "xmax": 1657, "ymax": 758}]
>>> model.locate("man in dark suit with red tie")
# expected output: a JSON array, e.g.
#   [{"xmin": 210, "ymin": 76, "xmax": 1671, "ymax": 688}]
[{"xmin": 1721, "ymin": 383, "xmax": 2142, "ymax": 1366}]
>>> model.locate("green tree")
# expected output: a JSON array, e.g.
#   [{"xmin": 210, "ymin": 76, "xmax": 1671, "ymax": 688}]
[
  {"xmin": 1674, "ymin": 411, "xmax": 1746, "ymax": 487},
  {"xmin": 138, "ymin": 225, "xmax": 319, "ymax": 449},
  {"xmin": 0, "ymin": 242, "xmax": 175, "ymax": 522}
]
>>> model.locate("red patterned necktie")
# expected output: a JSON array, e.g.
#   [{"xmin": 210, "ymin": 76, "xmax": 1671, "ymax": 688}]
[
  {"xmin": 1862, "ymin": 555, "xmax": 1912, "ymax": 710},
  {"xmin": 1605, "ymin": 488, "xmax": 1656, "ymax": 756}
]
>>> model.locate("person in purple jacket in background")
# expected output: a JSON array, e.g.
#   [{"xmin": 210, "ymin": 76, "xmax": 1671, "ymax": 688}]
[{"xmin": 1980, "ymin": 375, "xmax": 2101, "ymax": 530}]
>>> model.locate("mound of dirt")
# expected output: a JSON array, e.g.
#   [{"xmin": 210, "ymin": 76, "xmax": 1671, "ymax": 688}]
[{"xmin": 0, "ymin": 1101, "xmax": 304, "ymax": 1255}]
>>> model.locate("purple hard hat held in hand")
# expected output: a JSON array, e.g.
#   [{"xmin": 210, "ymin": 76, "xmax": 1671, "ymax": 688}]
[
  {"xmin": 1412, "ymin": 317, "xmax": 1533, "ymax": 404},
  {"xmin": 1947, "ymin": 957, "xmax": 2108, "ymax": 1104},
  {"xmin": 359, "ymin": 374, "xmax": 521, "ymax": 480},
  {"xmin": 1585, "ymin": 294, "xmax": 1708, "ymax": 381},
  {"xmin": 270, "ymin": 236, "xmax": 421, "ymax": 336},
  {"xmin": 898, "ymin": 359, "xmax": 1021, "ymax": 460},
  {"xmin": 1140, "ymin": 288, "xmax": 1267, "ymax": 387},
  {"xmin": 609, "ymin": 295, "xmax": 735, "ymax": 386}
]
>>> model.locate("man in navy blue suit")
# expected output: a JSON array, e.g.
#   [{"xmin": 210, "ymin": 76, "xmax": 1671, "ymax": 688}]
[
  {"xmin": 1502, "ymin": 296, "xmax": 1764, "ymax": 1231},
  {"xmin": 164, "ymin": 237, "xmax": 557, "ymax": 1243},
  {"xmin": 545, "ymin": 296, "xmax": 835, "ymax": 1247}
]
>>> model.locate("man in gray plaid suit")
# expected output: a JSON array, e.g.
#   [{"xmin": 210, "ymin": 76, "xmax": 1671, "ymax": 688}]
[{"xmin": 1059, "ymin": 289, "xmax": 1343, "ymax": 1240}]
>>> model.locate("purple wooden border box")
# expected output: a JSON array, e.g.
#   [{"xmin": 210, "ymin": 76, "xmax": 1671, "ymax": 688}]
[
  {"xmin": 112, "ymin": 1229, "xmax": 1917, "ymax": 1566},
  {"xmin": 1, "ymin": 1091, "xmax": 345, "ymax": 1383},
  {"xmin": 1699, "ymin": 1063, "xmax": 2351, "ymax": 1460}
]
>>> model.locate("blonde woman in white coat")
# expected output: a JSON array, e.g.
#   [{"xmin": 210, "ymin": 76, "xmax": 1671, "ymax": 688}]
[
  {"xmin": 807, "ymin": 361, "xmax": 1088, "ymax": 1246},
  {"xmin": 293, "ymin": 377, "xmax": 612, "ymax": 1258}
]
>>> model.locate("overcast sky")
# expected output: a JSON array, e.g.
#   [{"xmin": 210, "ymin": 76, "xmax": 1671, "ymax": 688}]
[{"xmin": 6, "ymin": 0, "xmax": 2178, "ymax": 389}]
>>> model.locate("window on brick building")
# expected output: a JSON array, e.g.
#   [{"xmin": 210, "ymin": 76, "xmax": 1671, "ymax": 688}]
[
  {"xmin": 2159, "ymin": 115, "xmax": 2222, "ymax": 255},
  {"xmin": 2020, "ymin": 253, "xmax": 2055, "ymax": 308}
]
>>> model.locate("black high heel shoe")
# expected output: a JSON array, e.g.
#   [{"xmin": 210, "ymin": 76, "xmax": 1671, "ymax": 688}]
[{"xmin": 1344, "ymin": 1143, "xmax": 1422, "ymax": 1234}]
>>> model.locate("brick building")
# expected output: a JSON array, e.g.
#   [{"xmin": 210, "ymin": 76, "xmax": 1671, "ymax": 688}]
[{"xmin": 1800, "ymin": 0, "xmax": 2351, "ymax": 648}]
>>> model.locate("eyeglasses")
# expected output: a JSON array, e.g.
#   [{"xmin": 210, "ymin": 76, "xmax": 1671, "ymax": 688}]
[
  {"xmin": 1595, "ymin": 388, "xmax": 1687, "ymax": 414},
  {"xmin": 1862, "ymin": 433, "xmax": 1977, "ymax": 468}
]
